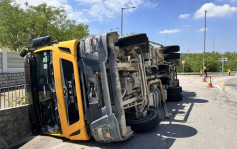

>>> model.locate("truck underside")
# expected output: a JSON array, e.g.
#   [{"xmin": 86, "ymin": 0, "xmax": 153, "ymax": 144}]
[{"xmin": 22, "ymin": 32, "xmax": 181, "ymax": 143}]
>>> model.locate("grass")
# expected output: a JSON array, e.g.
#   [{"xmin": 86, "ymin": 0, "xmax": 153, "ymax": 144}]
[{"xmin": 0, "ymin": 89, "xmax": 26, "ymax": 109}]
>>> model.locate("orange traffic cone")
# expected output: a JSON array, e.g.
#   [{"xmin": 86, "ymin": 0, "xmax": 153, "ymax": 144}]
[
  {"xmin": 208, "ymin": 76, "xmax": 213, "ymax": 87},
  {"xmin": 202, "ymin": 73, "xmax": 206, "ymax": 82}
]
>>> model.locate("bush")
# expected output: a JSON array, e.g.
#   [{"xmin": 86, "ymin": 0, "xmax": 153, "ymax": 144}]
[
  {"xmin": 9, "ymin": 96, "xmax": 28, "ymax": 107},
  {"xmin": 178, "ymin": 52, "xmax": 237, "ymax": 72}
]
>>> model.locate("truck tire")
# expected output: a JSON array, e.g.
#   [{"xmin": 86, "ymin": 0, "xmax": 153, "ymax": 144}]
[
  {"xmin": 126, "ymin": 109, "xmax": 159, "ymax": 133},
  {"xmin": 159, "ymin": 76, "xmax": 170, "ymax": 85},
  {"xmin": 167, "ymin": 93, "xmax": 182, "ymax": 102},
  {"xmin": 158, "ymin": 64, "xmax": 169, "ymax": 71},
  {"xmin": 163, "ymin": 45, "xmax": 180, "ymax": 54},
  {"xmin": 116, "ymin": 33, "xmax": 148, "ymax": 48},
  {"xmin": 164, "ymin": 53, "xmax": 180, "ymax": 60},
  {"xmin": 167, "ymin": 86, "xmax": 182, "ymax": 95}
]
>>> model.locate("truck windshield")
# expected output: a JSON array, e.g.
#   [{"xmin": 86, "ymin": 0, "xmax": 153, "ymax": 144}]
[{"xmin": 35, "ymin": 51, "xmax": 61, "ymax": 134}]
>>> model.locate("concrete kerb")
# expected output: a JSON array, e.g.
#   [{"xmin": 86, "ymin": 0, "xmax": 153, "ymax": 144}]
[{"xmin": 0, "ymin": 104, "xmax": 31, "ymax": 149}]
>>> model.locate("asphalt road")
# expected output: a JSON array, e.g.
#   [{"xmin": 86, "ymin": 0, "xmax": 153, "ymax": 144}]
[{"xmin": 18, "ymin": 74, "xmax": 237, "ymax": 149}]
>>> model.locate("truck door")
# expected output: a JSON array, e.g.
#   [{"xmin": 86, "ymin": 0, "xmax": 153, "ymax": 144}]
[{"xmin": 52, "ymin": 40, "xmax": 89, "ymax": 140}]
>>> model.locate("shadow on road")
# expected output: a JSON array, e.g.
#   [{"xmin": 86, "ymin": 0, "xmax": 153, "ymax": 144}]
[
  {"xmin": 225, "ymin": 83, "xmax": 237, "ymax": 87},
  {"xmin": 9, "ymin": 135, "xmax": 36, "ymax": 149},
  {"xmin": 15, "ymin": 91, "xmax": 206, "ymax": 149},
  {"xmin": 61, "ymin": 90, "xmax": 204, "ymax": 149},
  {"xmin": 65, "ymin": 123, "xmax": 197, "ymax": 149},
  {"xmin": 165, "ymin": 91, "xmax": 209, "ymax": 123}
]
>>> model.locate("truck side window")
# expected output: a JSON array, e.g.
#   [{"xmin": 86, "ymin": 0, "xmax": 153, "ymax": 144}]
[
  {"xmin": 35, "ymin": 51, "xmax": 61, "ymax": 134},
  {"xmin": 60, "ymin": 59, "xmax": 79, "ymax": 125}
]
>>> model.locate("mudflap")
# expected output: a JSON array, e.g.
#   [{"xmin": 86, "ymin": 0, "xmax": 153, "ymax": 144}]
[{"xmin": 90, "ymin": 114, "xmax": 133, "ymax": 143}]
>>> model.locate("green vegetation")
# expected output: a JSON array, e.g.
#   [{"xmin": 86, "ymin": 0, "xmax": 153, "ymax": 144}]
[
  {"xmin": 9, "ymin": 96, "xmax": 28, "ymax": 107},
  {"xmin": 0, "ymin": 0, "xmax": 89, "ymax": 51},
  {"xmin": 178, "ymin": 52, "xmax": 237, "ymax": 72}
]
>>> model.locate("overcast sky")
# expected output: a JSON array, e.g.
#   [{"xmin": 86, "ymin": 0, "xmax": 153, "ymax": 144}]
[{"xmin": 14, "ymin": 0, "xmax": 237, "ymax": 53}]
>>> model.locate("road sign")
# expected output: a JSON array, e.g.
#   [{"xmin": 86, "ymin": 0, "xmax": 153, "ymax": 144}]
[
  {"xmin": 219, "ymin": 58, "xmax": 228, "ymax": 75},
  {"xmin": 223, "ymin": 58, "xmax": 228, "ymax": 61},
  {"xmin": 219, "ymin": 58, "xmax": 228, "ymax": 62}
]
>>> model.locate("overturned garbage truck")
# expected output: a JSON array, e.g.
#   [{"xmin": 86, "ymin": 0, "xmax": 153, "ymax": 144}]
[{"xmin": 20, "ymin": 32, "xmax": 181, "ymax": 143}]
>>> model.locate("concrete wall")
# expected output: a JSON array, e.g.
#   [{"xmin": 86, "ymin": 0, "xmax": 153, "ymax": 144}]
[
  {"xmin": 0, "ymin": 52, "xmax": 2, "ymax": 72},
  {"xmin": 0, "ymin": 105, "xmax": 31, "ymax": 149},
  {"xmin": 0, "ymin": 50, "xmax": 24, "ymax": 73},
  {"xmin": 0, "ymin": 72, "xmax": 25, "ymax": 88}
]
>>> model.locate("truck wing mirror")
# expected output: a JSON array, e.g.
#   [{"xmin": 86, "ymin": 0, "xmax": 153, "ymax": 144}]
[{"xmin": 20, "ymin": 47, "xmax": 29, "ymax": 57}]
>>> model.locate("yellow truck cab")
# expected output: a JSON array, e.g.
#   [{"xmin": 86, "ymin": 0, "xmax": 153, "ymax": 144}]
[{"xmin": 32, "ymin": 40, "xmax": 89, "ymax": 140}]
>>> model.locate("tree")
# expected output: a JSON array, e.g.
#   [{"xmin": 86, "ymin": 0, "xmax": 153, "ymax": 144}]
[
  {"xmin": 0, "ymin": 0, "xmax": 27, "ymax": 51},
  {"xmin": 55, "ymin": 20, "xmax": 89, "ymax": 41},
  {"xmin": 177, "ymin": 52, "xmax": 237, "ymax": 72},
  {"xmin": 0, "ymin": 0, "xmax": 89, "ymax": 51}
]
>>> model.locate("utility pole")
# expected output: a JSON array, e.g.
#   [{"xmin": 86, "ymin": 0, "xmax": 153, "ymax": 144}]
[
  {"xmin": 203, "ymin": 10, "xmax": 207, "ymax": 69},
  {"xmin": 213, "ymin": 37, "xmax": 215, "ymax": 52},
  {"xmin": 121, "ymin": 9, "xmax": 123, "ymax": 35},
  {"xmin": 222, "ymin": 53, "xmax": 224, "ymax": 75},
  {"xmin": 183, "ymin": 63, "xmax": 185, "ymax": 74},
  {"xmin": 165, "ymin": 33, "xmax": 167, "ymax": 46}
]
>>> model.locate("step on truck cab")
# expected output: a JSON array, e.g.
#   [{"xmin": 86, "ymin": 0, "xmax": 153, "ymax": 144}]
[{"xmin": 21, "ymin": 32, "xmax": 166, "ymax": 143}]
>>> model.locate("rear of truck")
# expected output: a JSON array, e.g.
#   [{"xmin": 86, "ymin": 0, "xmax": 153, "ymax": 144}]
[{"xmin": 148, "ymin": 42, "xmax": 182, "ymax": 102}]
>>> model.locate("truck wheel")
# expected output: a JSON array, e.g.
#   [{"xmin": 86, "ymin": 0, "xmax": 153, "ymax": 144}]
[
  {"xmin": 167, "ymin": 86, "xmax": 182, "ymax": 95},
  {"xmin": 116, "ymin": 33, "xmax": 148, "ymax": 48},
  {"xmin": 126, "ymin": 109, "xmax": 159, "ymax": 133},
  {"xmin": 159, "ymin": 76, "xmax": 170, "ymax": 85},
  {"xmin": 158, "ymin": 64, "xmax": 169, "ymax": 71},
  {"xmin": 164, "ymin": 53, "xmax": 180, "ymax": 60},
  {"xmin": 163, "ymin": 45, "xmax": 180, "ymax": 54},
  {"xmin": 167, "ymin": 93, "xmax": 182, "ymax": 102}
]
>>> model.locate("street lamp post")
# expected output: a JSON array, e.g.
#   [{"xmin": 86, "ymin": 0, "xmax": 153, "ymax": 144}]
[
  {"xmin": 222, "ymin": 53, "xmax": 224, "ymax": 75},
  {"xmin": 203, "ymin": 10, "xmax": 207, "ymax": 69},
  {"xmin": 121, "ymin": 6, "xmax": 136, "ymax": 36},
  {"xmin": 165, "ymin": 33, "xmax": 167, "ymax": 46},
  {"xmin": 213, "ymin": 37, "xmax": 215, "ymax": 52}
]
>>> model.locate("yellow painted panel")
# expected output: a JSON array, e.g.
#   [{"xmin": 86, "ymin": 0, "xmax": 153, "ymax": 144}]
[{"xmin": 52, "ymin": 40, "xmax": 90, "ymax": 140}]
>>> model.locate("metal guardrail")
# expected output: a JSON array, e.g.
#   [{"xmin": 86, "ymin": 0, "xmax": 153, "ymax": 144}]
[{"xmin": 0, "ymin": 84, "xmax": 26, "ymax": 109}]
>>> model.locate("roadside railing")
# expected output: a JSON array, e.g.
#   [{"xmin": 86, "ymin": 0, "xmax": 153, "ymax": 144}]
[{"xmin": 0, "ymin": 84, "xmax": 27, "ymax": 109}]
